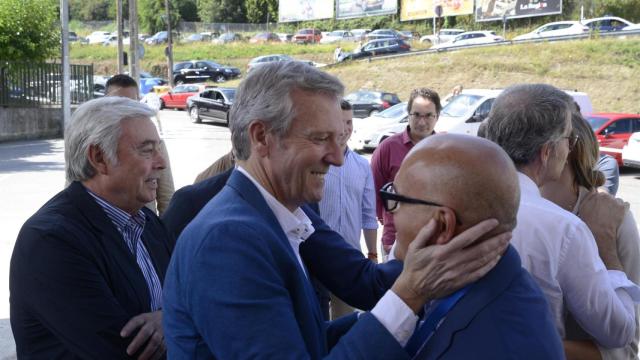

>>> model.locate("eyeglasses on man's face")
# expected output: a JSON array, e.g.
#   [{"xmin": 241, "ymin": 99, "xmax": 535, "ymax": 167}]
[
  {"xmin": 379, "ymin": 182, "xmax": 446, "ymax": 213},
  {"xmin": 409, "ymin": 112, "xmax": 438, "ymax": 121}
]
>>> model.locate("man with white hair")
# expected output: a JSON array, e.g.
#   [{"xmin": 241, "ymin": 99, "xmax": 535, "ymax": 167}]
[{"xmin": 10, "ymin": 97, "xmax": 171, "ymax": 359}]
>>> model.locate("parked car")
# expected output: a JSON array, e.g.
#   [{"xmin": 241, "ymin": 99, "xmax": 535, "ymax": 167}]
[
  {"xmin": 213, "ymin": 32, "xmax": 242, "ymax": 44},
  {"xmin": 349, "ymin": 102, "xmax": 408, "ymax": 150},
  {"xmin": 344, "ymin": 90, "xmax": 401, "ymax": 118},
  {"xmin": 145, "ymin": 31, "xmax": 178, "ymax": 45},
  {"xmin": 173, "ymin": 60, "xmax": 241, "ymax": 84},
  {"xmin": 434, "ymin": 89, "xmax": 593, "ymax": 136},
  {"xmin": 188, "ymin": 87, "xmax": 236, "ymax": 125},
  {"xmin": 350, "ymin": 29, "xmax": 371, "ymax": 41},
  {"xmin": 419, "ymin": 29, "xmax": 465, "ymax": 45},
  {"xmin": 68, "ymin": 32, "xmax": 79, "ymax": 42},
  {"xmin": 159, "ymin": 84, "xmax": 211, "ymax": 110},
  {"xmin": 277, "ymin": 33, "xmax": 294, "ymax": 42},
  {"xmin": 102, "ymin": 34, "xmax": 130, "ymax": 46},
  {"xmin": 184, "ymin": 33, "xmax": 213, "ymax": 43},
  {"xmin": 585, "ymin": 113, "xmax": 640, "ymax": 166},
  {"xmin": 86, "ymin": 31, "xmax": 111, "ymax": 44},
  {"xmin": 249, "ymin": 32, "xmax": 280, "ymax": 43},
  {"xmin": 320, "ymin": 30, "xmax": 356, "ymax": 44},
  {"xmin": 432, "ymin": 31, "xmax": 504, "ymax": 49},
  {"xmin": 582, "ymin": 16, "xmax": 636, "ymax": 32},
  {"xmin": 366, "ymin": 29, "xmax": 404, "ymax": 41},
  {"xmin": 340, "ymin": 39, "xmax": 410, "ymax": 61},
  {"xmin": 622, "ymin": 132, "xmax": 640, "ymax": 168},
  {"xmin": 513, "ymin": 21, "xmax": 589, "ymax": 41},
  {"xmin": 293, "ymin": 29, "xmax": 322, "ymax": 44},
  {"xmin": 247, "ymin": 54, "xmax": 314, "ymax": 72}
]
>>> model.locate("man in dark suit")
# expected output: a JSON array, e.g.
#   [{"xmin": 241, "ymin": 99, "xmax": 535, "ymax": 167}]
[
  {"xmin": 10, "ymin": 97, "xmax": 172, "ymax": 359},
  {"xmin": 388, "ymin": 134, "xmax": 563, "ymax": 359},
  {"xmin": 163, "ymin": 61, "xmax": 512, "ymax": 358}
]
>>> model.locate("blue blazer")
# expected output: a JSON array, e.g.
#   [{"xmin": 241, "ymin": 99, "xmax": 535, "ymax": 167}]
[
  {"xmin": 414, "ymin": 245, "xmax": 564, "ymax": 360},
  {"xmin": 163, "ymin": 170, "xmax": 408, "ymax": 359},
  {"xmin": 10, "ymin": 181, "xmax": 173, "ymax": 359}
]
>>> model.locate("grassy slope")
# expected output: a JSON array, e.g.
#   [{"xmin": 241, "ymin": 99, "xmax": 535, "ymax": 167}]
[{"xmin": 72, "ymin": 37, "xmax": 640, "ymax": 113}]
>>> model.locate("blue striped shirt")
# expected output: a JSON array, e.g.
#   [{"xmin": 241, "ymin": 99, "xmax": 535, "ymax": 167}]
[
  {"xmin": 87, "ymin": 189, "xmax": 164, "ymax": 311},
  {"xmin": 319, "ymin": 148, "xmax": 378, "ymax": 251}
]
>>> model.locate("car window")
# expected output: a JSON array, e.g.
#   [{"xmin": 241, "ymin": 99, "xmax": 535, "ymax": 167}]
[
  {"xmin": 378, "ymin": 102, "xmax": 407, "ymax": 118},
  {"xmin": 201, "ymin": 90, "xmax": 214, "ymax": 99},
  {"xmin": 187, "ymin": 86, "xmax": 199, "ymax": 92},
  {"xmin": 586, "ymin": 116, "xmax": 609, "ymax": 131},
  {"xmin": 222, "ymin": 89, "xmax": 236, "ymax": 101},
  {"xmin": 605, "ymin": 119, "xmax": 632, "ymax": 134},
  {"xmin": 441, "ymin": 94, "xmax": 483, "ymax": 117},
  {"xmin": 173, "ymin": 85, "xmax": 186, "ymax": 93},
  {"xmin": 470, "ymin": 99, "xmax": 494, "ymax": 122},
  {"xmin": 381, "ymin": 94, "xmax": 395, "ymax": 102}
]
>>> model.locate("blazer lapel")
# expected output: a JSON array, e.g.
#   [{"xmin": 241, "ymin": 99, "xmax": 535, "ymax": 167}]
[
  {"xmin": 67, "ymin": 182, "xmax": 151, "ymax": 312},
  {"xmin": 416, "ymin": 245, "xmax": 520, "ymax": 359}
]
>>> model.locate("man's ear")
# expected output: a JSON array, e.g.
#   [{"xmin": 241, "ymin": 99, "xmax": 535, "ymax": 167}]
[
  {"xmin": 87, "ymin": 144, "xmax": 110, "ymax": 175},
  {"xmin": 540, "ymin": 142, "xmax": 552, "ymax": 168},
  {"xmin": 433, "ymin": 207, "xmax": 457, "ymax": 245},
  {"xmin": 247, "ymin": 121, "xmax": 270, "ymax": 157}
]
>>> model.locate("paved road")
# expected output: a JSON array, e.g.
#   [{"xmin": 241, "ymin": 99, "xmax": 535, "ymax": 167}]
[{"xmin": 1, "ymin": 109, "xmax": 639, "ymax": 356}]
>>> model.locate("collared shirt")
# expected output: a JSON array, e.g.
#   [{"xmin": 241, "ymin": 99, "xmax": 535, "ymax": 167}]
[
  {"xmin": 237, "ymin": 166, "xmax": 314, "ymax": 277},
  {"xmin": 512, "ymin": 172, "xmax": 640, "ymax": 348},
  {"xmin": 86, "ymin": 188, "xmax": 163, "ymax": 311},
  {"xmin": 319, "ymin": 148, "xmax": 378, "ymax": 251},
  {"xmin": 237, "ymin": 167, "xmax": 418, "ymax": 346},
  {"xmin": 371, "ymin": 126, "xmax": 415, "ymax": 248}
]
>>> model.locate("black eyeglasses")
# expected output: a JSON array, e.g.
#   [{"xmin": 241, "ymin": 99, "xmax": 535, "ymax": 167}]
[
  {"xmin": 409, "ymin": 112, "xmax": 438, "ymax": 120},
  {"xmin": 379, "ymin": 182, "xmax": 446, "ymax": 213},
  {"xmin": 563, "ymin": 134, "xmax": 579, "ymax": 150}
]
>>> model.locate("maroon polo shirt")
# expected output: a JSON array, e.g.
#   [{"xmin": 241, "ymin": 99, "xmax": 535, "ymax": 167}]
[{"xmin": 370, "ymin": 126, "xmax": 415, "ymax": 250}]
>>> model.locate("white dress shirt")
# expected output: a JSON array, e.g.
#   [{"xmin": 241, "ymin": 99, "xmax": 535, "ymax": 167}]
[
  {"xmin": 237, "ymin": 166, "xmax": 418, "ymax": 346},
  {"xmin": 512, "ymin": 172, "xmax": 640, "ymax": 348}
]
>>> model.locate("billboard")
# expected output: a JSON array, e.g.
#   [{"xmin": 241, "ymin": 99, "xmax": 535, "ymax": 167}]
[
  {"xmin": 279, "ymin": 0, "xmax": 334, "ymax": 22},
  {"xmin": 475, "ymin": 0, "xmax": 562, "ymax": 22},
  {"xmin": 336, "ymin": 0, "xmax": 398, "ymax": 20},
  {"xmin": 401, "ymin": 0, "xmax": 473, "ymax": 21}
]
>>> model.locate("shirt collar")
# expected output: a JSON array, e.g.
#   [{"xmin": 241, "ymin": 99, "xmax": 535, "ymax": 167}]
[
  {"xmin": 402, "ymin": 125, "xmax": 413, "ymax": 145},
  {"xmin": 517, "ymin": 172, "xmax": 541, "ymax": 198},
  {"xmin": 236, "ymin": 166, "xmax": 315, "ymax": 242},
  {"xmin": 84, "ymin": 186, "xmax": 147, "ymax": 230}
]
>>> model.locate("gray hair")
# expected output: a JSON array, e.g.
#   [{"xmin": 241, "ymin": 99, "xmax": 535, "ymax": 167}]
[
  {"xmin": 229, "ymin": 61, "xmax": 344, "ymax": 160},
  {"xmin": 65, "ymin": 96, "xmax": 156, "ymax": 182},
  {"xmin": 484, "ymin": 84, "xmax": 573, "ymax": 167}
]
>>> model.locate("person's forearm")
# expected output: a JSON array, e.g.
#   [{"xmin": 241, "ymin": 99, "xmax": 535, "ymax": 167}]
[
  {"xmin": 363, "ymin": 229, "xmax": 377, "ymax": 255},
  {"xmin": 563, "ymin": 340, "xmax": 602, "ymax": 360}
]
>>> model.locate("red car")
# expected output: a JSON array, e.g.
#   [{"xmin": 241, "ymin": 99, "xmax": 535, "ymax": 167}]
[
  {"xmin": 586, "ymin": 113, "xmax": 640, "ymax": 166},
  {"xmin": 293, "ymin": 29, "xmax": 322, "ymax": 44},
  {"xmin": 160, "ymin": 84, "xmax": 209, "ymax": 110}
]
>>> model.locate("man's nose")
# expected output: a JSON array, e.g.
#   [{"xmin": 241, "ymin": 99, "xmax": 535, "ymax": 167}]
[
  {"xmin": 325, "ymin": 137, "xmax": 344, "ymax": 167},
  {"xmin": 153, "ymin": 142, "xmax": 167, "ymax": 170}
]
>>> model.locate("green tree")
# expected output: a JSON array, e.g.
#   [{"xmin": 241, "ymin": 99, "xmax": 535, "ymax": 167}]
[
  {"xmin": 178, "ymin": 0, "xmax": 200, "ymax": 22},
  {"xmin": 0, "ymin": 0, "xmax": 60, "ymax": 61},
  {"xmin": 245, "ymin": 0, "xmax": 277, "ymax": 23},
  {"xmin": 139, "ymin": 0, "xmax": 181, "ymax": 34},
  {"xmin": 70, "ymin": 0, "xmax": 112, "ymax": 21},
  {"xmin": 198, "ymin": 0, "xmax": 246, "ymax": 23}
]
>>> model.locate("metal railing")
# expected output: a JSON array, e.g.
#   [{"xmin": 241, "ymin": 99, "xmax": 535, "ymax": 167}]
[{"xmin": 0, "ymin": 62, "xmax": 94, "ymax": 107}]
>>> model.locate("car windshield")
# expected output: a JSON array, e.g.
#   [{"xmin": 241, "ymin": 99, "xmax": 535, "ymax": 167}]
[
  {"xmin": 441, "ymin": 94, "xmax": 483, "ymax": 117},
  {"xmin": 222, "ymin": 89, "xmax": 236, "ymax": 101},
  {"xmin": 203, "ymin": 61, "xmax": 221, "ymax": 68},
  {"xmin": 328, "ymin": 31, "xmax": 343, "ymax": 36},
  {"xmin": 377, "ymin": 102, "xmax": 407, "ymax": 118},
  {"xmin": 586, "ymin": 116, "xmax": 610, "ymax": 131}
]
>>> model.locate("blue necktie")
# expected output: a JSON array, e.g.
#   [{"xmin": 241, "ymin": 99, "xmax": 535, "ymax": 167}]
[{"xmin": 404, "ymin": 287, "xmax": 469, "ymax": 358}]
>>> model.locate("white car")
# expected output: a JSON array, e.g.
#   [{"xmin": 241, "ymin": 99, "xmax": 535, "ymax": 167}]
[
  {"xmin": 513, "ymin": 21, "xmax": 589, "ymax": 41},
  {"xmin": 419, "ymin": 29, "xmax": 465, "ymax": 45},
  {"xmin": 622, "ymin": 132, "xmax": 640, "ymax": 168},
  {"xmin": 434, "ymin": 89, "xmax": 593, "ymax": 136},
  {"xmin": 320, "ymin": 30, "xmax": 356, "ymax": 44},
  {"xmin": 350, "ymin": 29, "xmax": 371, "ymax": 41},
  {"xmin": 582, "ymin": 16, "xmax": 636, "ymax": 32},
  {"xmin": 86, "ymin": 31, "xmax": 111, "ymax": 44},
  {"xmin": 349, "ymin": 102, "xmax": 407, "ymax": 151},
  {"xmin": 431, "ymin": 31, "xmax": 504, "ymax": 50}
]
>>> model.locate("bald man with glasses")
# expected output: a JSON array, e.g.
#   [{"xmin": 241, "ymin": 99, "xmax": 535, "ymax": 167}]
[{"xmin": 371, "ymin": 88, "xmax": 442, "ymax": 257}]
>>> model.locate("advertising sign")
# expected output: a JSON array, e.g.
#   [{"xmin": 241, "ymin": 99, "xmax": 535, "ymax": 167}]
[
  {"xmin": 475, "ymin": 0, "xmax": 562, "ymax": 22},
  {"xmin": 401, "ymin": 0, "xmax": 473, "ymax": 21},
  {"xmin": 336, "ymin": 0, "xmax": 398, "ymax": 20},
  {"xmin": 279, "ymin": 0, "xmax": 334, "ymax": 22}
]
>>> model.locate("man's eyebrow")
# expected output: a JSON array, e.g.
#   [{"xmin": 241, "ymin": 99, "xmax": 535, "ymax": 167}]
[{"xmin": 136, "ymin": 140, "xmax": 158, "ymax": 148}]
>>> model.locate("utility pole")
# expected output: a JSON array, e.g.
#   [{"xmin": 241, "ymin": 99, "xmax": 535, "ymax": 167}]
[
  {"xmin": 116, "ymin": 0, "xmax": 124, "ymax": 73},
  {"xmin": 129, "ymin": 0, "xmax": 140, "ymax": 85},
  {"xmin": 60, "ymin": 0, "xmax": 71, "ymax": 128},
  {"xmin": 165, "ymin": 0, "xmax": 174, "ymax": 87}
]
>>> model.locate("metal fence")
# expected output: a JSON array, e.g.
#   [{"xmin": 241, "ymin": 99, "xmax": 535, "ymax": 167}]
[
  {"xmin": 0, "ymin": 62, "xmax": 94, "ymax": 107},
  {"xmin": 177, "ymin": 22, "xmax": 280, "ymax": 34}
]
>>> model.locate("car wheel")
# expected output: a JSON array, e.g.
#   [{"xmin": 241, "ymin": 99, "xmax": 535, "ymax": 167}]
[
  {"xmin": 159, "ymin": 99, "xmax": 165, "ymax": 110},
  {"xmin": 214, "ymin": 74, "xmax": 226, "ymax": 83},
  {"xmin": 190, "ymin": 106, "xmax": 201, "ymax": 123},
  {"xmin": 369, "ymin": 109, "xmax": 380, "ymax": 117}
]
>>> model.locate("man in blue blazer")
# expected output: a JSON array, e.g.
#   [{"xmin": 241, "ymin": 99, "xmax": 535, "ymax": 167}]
[
  {"xmin": 10, "ymin": 97, "xmax": 172, "ymax": 359},
  {"xmin": 163, "ymin": 61, "xmax": 512, "ymax": 359},
  {"xmin": 388, "ymin": 134, "xmax": 564, "ymax": 359}
]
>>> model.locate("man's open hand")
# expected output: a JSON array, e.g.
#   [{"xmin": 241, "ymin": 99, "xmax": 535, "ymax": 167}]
[{"xmin": 121, "ymin": 310, "xmax": 165, "ymax": 360}]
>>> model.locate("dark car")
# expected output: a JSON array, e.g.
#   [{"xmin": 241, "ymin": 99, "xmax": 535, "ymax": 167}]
[
  {"xmin": 365, "ymin": 29, "xmax": 405, "ymax": 41},
  {"xmin": 344, "ymin": 90, "xmax": 401, "ymax": 118},
  {"xmin": 340, "ymin": 39, "xmax": 410, "ymax": 61},
  {"xmin": 250, "ymin": 32, "xmax": 281, "ymax": 43},
  {"xmin": 188, "ymin": 87, "xmax": 236, "ymax": 125},
  {"xmin": 173, "ymin": 60, "xmax": 241, "ymax": 85},
  {"xmin": 246, "ymin": 54, "xmax": 314, "ymax": 72}
]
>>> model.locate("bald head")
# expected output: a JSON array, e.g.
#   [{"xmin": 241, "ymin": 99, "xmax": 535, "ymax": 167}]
[{"xmin": 393, "ymin": 134, "xmax": 519, "ymax": 256}]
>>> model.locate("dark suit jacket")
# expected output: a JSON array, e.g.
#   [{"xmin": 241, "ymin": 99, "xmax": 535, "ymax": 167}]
[
  {"xmin": 414, "ymin": 245, "xmax": 564, "ymax": 360},
  {"xmin": 10, "ymin": 181, "xmax": 173, "ymax": 359},
  {"xmin": 163, "ymin": 170, "xmax": 407, "ymax": 359}
]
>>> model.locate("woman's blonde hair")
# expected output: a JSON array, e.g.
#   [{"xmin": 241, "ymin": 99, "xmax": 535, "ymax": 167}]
[{"xmin": 569, "ymin": 112, "xmax": 605, "ymax": 190}]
